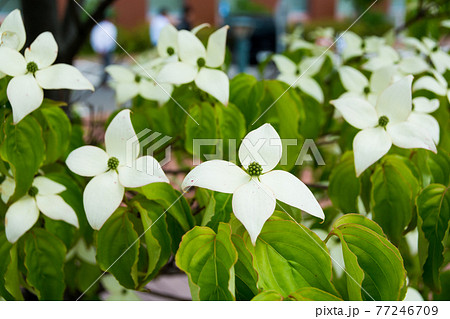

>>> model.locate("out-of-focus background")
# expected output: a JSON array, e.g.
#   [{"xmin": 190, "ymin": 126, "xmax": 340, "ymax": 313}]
[{"xmin": 1, "ymin": 0, "xmax": 445, "ymax": 117}]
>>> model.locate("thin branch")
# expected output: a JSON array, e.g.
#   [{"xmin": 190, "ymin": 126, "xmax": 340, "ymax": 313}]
[{"xmin": 140, "ymin": 288, "xmax": 190, "ymax": 301}]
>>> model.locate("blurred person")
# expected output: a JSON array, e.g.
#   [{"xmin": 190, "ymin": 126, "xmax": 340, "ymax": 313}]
[
  {"xmin": 177, "ymin": 5, "xmax": 192, "ymax": 30},
  {"xmin": 274, "ymin": 0, "xmax": 289, "ymax": 53},
  {"xmin": 151, "ymin": 7, "xmax": 171, "ymax": 46},
  {"xmin": 90, "ymin": 16, "xmax": 117, "ymax": 86}
]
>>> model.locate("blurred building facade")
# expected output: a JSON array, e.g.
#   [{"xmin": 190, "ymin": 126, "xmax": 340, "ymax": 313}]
[{"xmin": 0, "ymin": 0, "xmax": 402, "ymax": 30}]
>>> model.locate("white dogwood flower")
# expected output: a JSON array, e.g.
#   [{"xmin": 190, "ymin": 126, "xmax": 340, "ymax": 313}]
[
  {"xmin": 409, "ymin": 97, "xmax": 440, "ymax": 144},
  {"xmin": 0, "ymin": 175, "xmax": 15, "ymax": 203},
  {"xmin": 338, "ymin": 65, "xmax": 400, "ymax": 106},
  {"xmin": 158, "ymin": 26, "xmax": 229, "ymax": 105},
  {"xmin": 413, "ymin": 70, "xmax": 450, "ymax": 103},
  {"xmin": 0, "ymin": 32, "xmax": 94, "ymax": 124},
  {"xmin": 4, "ymin": 176, "xmax": 79, "ymax": 243},
  {"xmin": 272, "ymin": 54, "xmax": 324, "ymax": 103},
  {"xmin": 0, "ymin": 9, "xmax": 25, "ymax": 51},
  {"xmin": 331, "ymin": 75, "xmax": 436, "ymax": 176},
  {"xmin": 404, "ymin": 37, "xmax": 450, "ymax": 74},
  {"xmin": 66, "ymin": 109, "xmax": 169, "ymax": 230},
  {"xmin": 106, "ymin": 65, "xmax": 173, "ymax": 105},
  {"xmin": 182, "ymin": 123, "xmax": 324, "ymax": 244},
  {"xmin": 157, "ymin": 23, "xmax": 209, "ymax": 59},
  {"xmin": 0, "ymin": 9, "xmax": 26, "ymax": 79}
]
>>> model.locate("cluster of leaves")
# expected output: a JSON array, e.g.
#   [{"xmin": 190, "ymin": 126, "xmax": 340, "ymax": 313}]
[{"xmin": 0, "ymin": 14, "xmax": 449, "ymax": 301}]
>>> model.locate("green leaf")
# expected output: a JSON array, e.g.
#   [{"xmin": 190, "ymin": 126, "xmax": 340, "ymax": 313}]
[
  {"xmin": 34, "ymin": 107, "xmax": 71, "ymax": 164},
  {"xmin": 331, "ymin": 214, "xmax": 407, "ymax": 301},
  {"xmin": 328, "ymin": 152, "xmax": 360, "ymax": 213},
  {"xmin": 141, "ymin": 182, "xmax": 194, "ymax": 233},
  {"xmin": 416, "ymin": 184, "xmax": 450, "ymax": 292},
  {"xmin": 251, "ymin": 290, "xmax": 283, "ymax": 301},
  {"xmin": 231, "ymin": 234, "xmax": 259, "ymax": 300},
  {"xmin": 215, "ymin": 103, "xmax": 247, "ymax": 160},
  {"xmin": 133, "ymin": 199, "xmax": 171, "ymax": 286},
  {"xmin": 0, "ymin": 115, "xmax": 44, "ymax": 202},
  {"xmin": 370, "ymin": 155, "xmax": 420, "ymax": 245},
  {"xmin": 184, "ymin": 102, "xmax": 218, "ymax": 159},
  {"xmin": 0, "ymin": 232, "xmax": 22, "ymax": 300},
  {"xmin": 246, "ymin": 219, "xmax": 338, "ymax": 297},
  {"xmin": 289, "ymin": 287, "xmax": 343, "ymax": 301},
  {"xmin": 96, "ymin": 208, "xmax": 139, "ymax": 289},
  {"xmin": 201, "ymin": 192, "xmax": 232, "ymax": 232},
  {"xmin": 24, "ymin": 229, "xmax": 67, "ymax": 300},
  {"xmin": 298, "ymin": 94, "xmax": 325, "ymax": 139},
  {"xmin": 229, "ymin": 73, "xmax": 263, "ymax": 126},
  {"xmin": 176, "ymin": 223, "xmax": 238, "ymax": 301},
  {"xmin": 5, "ymin": 244, "xmax": 23, "ymax": 300}
]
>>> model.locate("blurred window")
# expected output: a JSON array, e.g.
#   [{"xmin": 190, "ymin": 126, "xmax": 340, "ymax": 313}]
[
  {"xmin": 337, "ymin": 0, "xmax": 356, "ymax": 19},
  {"xmin": 0, "ymin": 0, "xmax": 21, "ymax": 18}
]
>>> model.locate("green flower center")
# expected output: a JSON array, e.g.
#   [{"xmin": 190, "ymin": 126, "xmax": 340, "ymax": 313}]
[
  {"xmin": 135, "ymin": 74, "xmax": 141, "ymax": 83},
  {"xmin": 197, "ymin": 57, "xmax": 206, "ymax": 68},
  {"xmin": 247, "ymin": 162, "xmax": 263, "ymax": 176},
  {"xmin": 28, "ymin": 186, "xmax": 39, "ymax": 197},
  {"xmin": 363, "ymin": 86, "xmax": 370, "ymax": 94},
  {"xmin": 107, "ymin": 157, "xmax": 119, "ymax": 170},
  {"xmin": 167, "ymin": 47, "xmax": 175, "ymax": 56},
  {"xmin": 378, "ymin": 115, "xmax": 389, "ymax": 128},
  {"xmin": 26, "ymin": 61, "xmax": 38, "ymax": 74}
]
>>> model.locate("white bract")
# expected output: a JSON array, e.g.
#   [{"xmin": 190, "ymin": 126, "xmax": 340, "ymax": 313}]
[
  {"xmin": 272, "ymin": 54, "xmax": 324, "ymax": 103},
  {"xmin": 3, "ymin": 176, "xmax": 79, "ymax": 243},
  {"xmin": 413, "ymin": 70, "xmax": 450, "ymax": 103},
  {"xmin": 0, "ymin": 9, "xmax": 25, "ymax": 51},
  {"xmin": 158, "ymin": 26, "xmax": 229, "ymax": 105},
  {"xmin": 106, "ymin": 64, "xmax": 173, "ymax": 105},
  {"xmin": 0, "ymin": 9, "xmax": 26, "ymax": 79},
  {"xmin": 66, "ymin": 109, "xmax": 169, "ymax": 230},
  {"xmin": 409, "ymin": 97, "xmax": 440, "ymax": 144},
  {"xmin": 157, "ymin": 23, "xmax": 209, "ymax": 59},
  {"xmin": 0, "ymin": 31, "xmax": 94, "ymax": 124},
  {"xmin": 331, "ymin": 75, "xmax": 437, "ymax": 176},
  {"xmin": 182, "ymin": 123, "xmax": 324, "ymax": 244},
  {"xmin": 404, "ymin": 37, "xmax": 450, "ymax": 74},
  {"xmin": 0, "ymin": 175, "xmax": 15, "ymax": 203},
  {"xmin": 338, "ymin": 65, "xmax": 401, "ymax": 106}
]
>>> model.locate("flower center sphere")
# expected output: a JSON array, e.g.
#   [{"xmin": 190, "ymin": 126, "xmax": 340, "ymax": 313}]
[
  {"xmin": 108, "ymin": 157, "xmax": 120, "ymax": 170},
  {"xmin": 247, "ymin": 162, "xmax": 263, "ymax": 176},
  {"xmin": 167, "ymin": 47, "xmax": 175, "ymax": 56},
  {"xmin": 197, "ymin": 58, "xmax": 206, "ymax": 68},
  {"xmin": 27, "ymin": 62, "xmax": 38, "ymax": 74},
  {"xmin": 363, "ymin": 86, "xmax": 370, "ymax": 94},
  {"xmin": 28, "ymin": 186, "xmax": 39, "ymax": 197},
  {"xmin": 378, "ymin": 115, "xmax": 389, "ymax": 128},
  {"xmin": 135, "ymin": 74, "xmax": 141, "ymax": 83}
]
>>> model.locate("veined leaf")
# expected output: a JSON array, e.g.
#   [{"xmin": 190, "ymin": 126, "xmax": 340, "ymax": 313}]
[
  {"xmin": 34, "ymin": 107, "xmax": 71, "ymax": 164},
  {"xmin": 289, "ymin": 287, "xmax": 343, "ymax": 301},
  {"xmin": 176, "ymin": 223, "xmax": 237, "ymax": 300},
  {"xmin": 0, "ymin": 115, "xmax": 44, "ymax": 203},
  {"xmin": 246, "ymin": 219, "xmax": 338, "ymax": 297},
  {"xmin": 370, "ymin": 155, "xmax": 420, "ymax": 245},
  {"xmin": 329, "ymin": 151, "xmax": 360, "ymax": 213},
  {"xmin": 24, "ymin": 229, "xmax": 66, "ymax": 300},
  {"xmin": 416, "ymin": 184, "xmax": 450, "ymax": 292},
  {"xmin": 141, "ymin": 182, "xmax": 194, "ymax": 238},
  {"xmin": 251, "ymin": 290, "xmax": 283, "ymax": 301},
  {"xmin": 133, "ymin": 199, "xmax": 171, "ymax": 286},
  {"xmin": 231, "ymin": 234, "xmax": 259, "ymax": 300},
  {"xmin": 331, "ymin": 214, "xmax": 407, "ymax": 301},
  {"xmin": 96, "ymin": 208, "xmax": 139, "ymax": 289}
]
